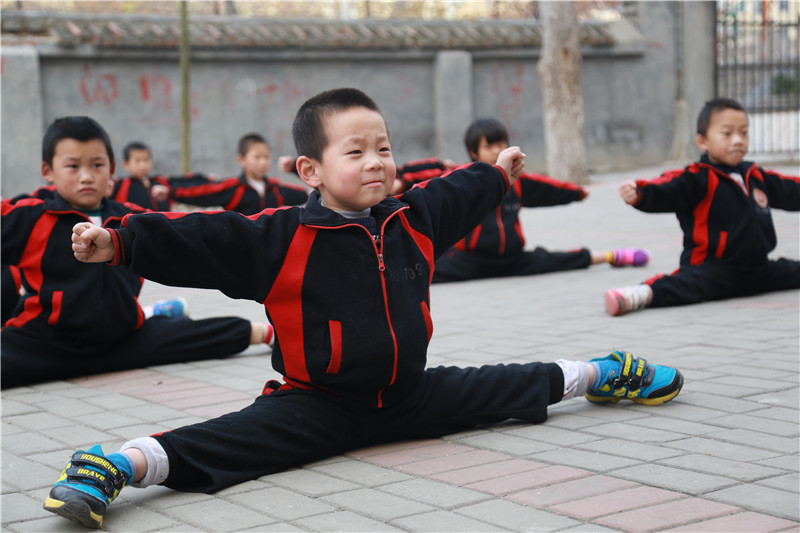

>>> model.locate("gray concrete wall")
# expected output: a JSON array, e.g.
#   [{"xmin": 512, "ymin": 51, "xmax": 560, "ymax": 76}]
[{"xmin": 1, "ymin": 2, "xmax": 716, "ymax": 198}]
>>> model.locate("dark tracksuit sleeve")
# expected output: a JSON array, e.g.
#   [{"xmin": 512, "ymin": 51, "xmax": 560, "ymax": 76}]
[
  {"xmin": 400, "ymin": 161, "xmax": 509, "ymax": 258},
  {"xmin": 756, "ymin": 167, "xmax": 800, "ymax": 210},
  {"xmin": 271, "ymin": 181, "xmax": 309, "ymax": 206},
  {"xmin": 516, "ymin": 172, "xmax": 587, "ymax": 207},
  {"xmin": 633, "ymin": 167, "xmax": 705, "ymax": 212},
  {"xmin": 396, "ymin": 158, "xmax": 447, "ymax": 190},
  {"xmin": 112, "ymin": 209, "xmax": 292, "ymax": 302},
  {"xmin": 169, "ymin": 175, "xmax": 240, "ymax": 208}
]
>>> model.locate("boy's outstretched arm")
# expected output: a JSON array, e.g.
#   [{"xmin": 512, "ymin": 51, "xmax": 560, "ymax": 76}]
[
  {"xmin": 495, "ymin": 146, "xmax": 526, "ymax": 187},
  {"xmin": 72, "ymin": 222, "xmax": 115, "ymax": 263}
]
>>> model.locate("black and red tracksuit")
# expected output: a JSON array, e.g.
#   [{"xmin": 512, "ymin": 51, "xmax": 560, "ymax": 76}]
[
  {"xmin": 2, "ymin": 185, "xmax": 58, "ymax": 322},
  {"xmin": 632, "ymin": 155, "xmax": 800, "ymax": 307},
  {"xmin": 106, "ymin": 161, "xmax": 564, "ymax": 493},
  {"xmin": 171, "ymin": 173, "xmax": 308, "ymax": 215},
  {"xmin": 1, "ymin": 194, "xmax": 253, "ymax": 389},
  {"xmin": 111, "ymin": 173, "xmax": 210, "ymax": 211},
  {"xmin": 398, "ymin": 159, "xmax": 590, "ymax": 282}
]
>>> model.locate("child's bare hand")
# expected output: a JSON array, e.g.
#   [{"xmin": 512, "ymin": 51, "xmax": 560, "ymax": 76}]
[
  {"xmin": 72, "ymin": 223, "xmax": 115, "ymax": 263},
  {"xmin": 278, "ymin": 156, "xmax": 297, "ymax": 174},
  {"xmin": 495, "ymin": 146, "xmax": 526, "ymax": 185},
  {"xmin": 151, "ymin": 184, "xmax": 170, "ymax": 201},
  {"xmin": 619, "ymin": 180, "xmax": 639, "ymax": 205}
]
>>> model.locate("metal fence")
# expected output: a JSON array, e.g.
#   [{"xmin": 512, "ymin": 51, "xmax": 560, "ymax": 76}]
[{"xmin": 716, "ymin": 0, "xmax": 800, "ymax": 156}]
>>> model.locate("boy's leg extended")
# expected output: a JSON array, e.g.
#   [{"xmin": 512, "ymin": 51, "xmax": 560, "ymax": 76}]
[
  {"xmin": 1, "ymin": 328, "xmax": 84, "ymax": 388},
  {"xmin": 106, "ymin": 315, "xmax": 252, "ymax": 369},
  {"xmin": 2, "ymin": 316, "xmax": 252, "ymax": 388},
  {"xmin": 153, "ymin": 387, "xmax": 372, "ymax": 493},
  {"xmin": 376, "ymin": 362, "xmax": 565, "ymax": 439},
  {"xmin": 516, "ymin": 247, "xmax": 592, "ymax": 275},
  {"xmin": 750, "ymin": 258, "xmax": 800, "ymax": 294},
  {"xmin": 647, "ymin": 263, "xmax": 738, "ymax": 308}
]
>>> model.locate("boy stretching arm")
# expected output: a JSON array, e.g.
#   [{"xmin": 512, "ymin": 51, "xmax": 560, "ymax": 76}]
[{"xmin": 46, "ymin": 88, "xmax": 682, "ymax": 529}]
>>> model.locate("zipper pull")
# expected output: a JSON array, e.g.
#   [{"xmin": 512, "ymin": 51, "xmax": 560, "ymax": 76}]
[{"xmin": 373, "ymin": 234, "xmax": 385, "ymax": 271}]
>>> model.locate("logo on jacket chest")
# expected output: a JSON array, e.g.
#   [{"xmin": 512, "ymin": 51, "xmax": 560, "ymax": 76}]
[{"xmin": 752, "ymin": 187, "xmax": 768, "ymax": 209}]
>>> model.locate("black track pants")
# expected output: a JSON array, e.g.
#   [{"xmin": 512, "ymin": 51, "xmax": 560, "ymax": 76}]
[
  {"xmin": 1, "ymin": 315, "xmax": 252, "ymax": 388},
  {"xmin": 432, "ymin": 248, "xmax": 592, "ymax": 283},
  {"xmin": 648, "ymin": 258, "xmax": 800, "ymax": 307},
  {"xmin": 155, "ymin": 362, "xmax": 564, "ymax": 493}
]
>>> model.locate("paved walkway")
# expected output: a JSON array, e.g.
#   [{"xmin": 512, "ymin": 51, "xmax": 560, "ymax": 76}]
[{"xmin": 2, "ymin": 164, "xmax": 799, "ymax": 532}]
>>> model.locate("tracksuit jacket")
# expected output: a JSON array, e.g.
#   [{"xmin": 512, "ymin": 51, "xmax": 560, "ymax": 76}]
[
  {"xmin": 104, "ymin": 161, "xmax": 565, "ymax": 493},
  {"xmin": 633, "ymin": 155, "xmax": 800, "ymax": 267},
  {"xmin": 2, "ymin": 194, "xmax": 147, "ymax": 345},
  {"xmin": 171, "ymin": 173, "xmax": 308, "ymax": 215},
  {"xmin": 398, "ymin": 159, "xmax": 586, "ymax": 256},
  {"xmin": 1, "ymin": 193, "xmax": 253, "ymax": 388},
  {"xmin": 632, "ymin": 155, "xmax": 800, "ymax": 306},
  {"xmin": 111, "ymin": 162, "xmax": 509, "ymax": 405},
  {"xmin": 111, "ymin": 173, "xmax": 210, "ymax": 211}
]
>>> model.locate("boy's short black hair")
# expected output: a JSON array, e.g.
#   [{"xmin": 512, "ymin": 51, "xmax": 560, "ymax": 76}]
[
  {"xmin": 464, "ymin": 117, "xmax": 509, "ymax": 161},
  {"xmin": 697, "ymin": 97, "xmax": 747, "ymax": 136},
  {"xmin": 42, "ymin": 116, "xmax": 114, "ymax": 168},
  {"xmin": 292, "ymin": 88, "xmax": 382, "ymax": 162},
  {"xmin": 123, "ymin": 141, "xmax": 151, "ymax": 162},
  {"xmin": 238, "ymin": 133, "xmax": 268, "ymax": 157}
]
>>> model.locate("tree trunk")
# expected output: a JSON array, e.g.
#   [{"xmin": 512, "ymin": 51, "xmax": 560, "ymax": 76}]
[{"xmin": 536, "ymin": 1, "xmax": 589, "ymax": 184}]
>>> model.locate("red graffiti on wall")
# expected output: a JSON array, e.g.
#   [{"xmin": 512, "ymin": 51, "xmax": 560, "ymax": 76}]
[
  {"xmin": 494, "ymin": 63, "xmax": 525, "ymax": 126},
  {"xmin": 139, "ymin": 73, "xmax": 173, "ymax": 111},
  {"xmin": 80, "ymin": 64, "xmax": 118, "ymax": 105}
]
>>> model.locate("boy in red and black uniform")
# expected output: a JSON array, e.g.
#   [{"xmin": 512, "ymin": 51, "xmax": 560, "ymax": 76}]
[
  {"xmin": 1, "ymin": 117, "xmax": 272, "ymax": 389},
  {"xmin": 395, "ymin": 118, "xmax": 649, "ymax": 283},
  {"xmin": 44, "ymin": 89, "xmax": 682, "ymax": 529},
  {"xmin": 171, "ymin": 133, "xmax": 308, "ymax": 215},
  {"xmin": 110, "ymin": 141, "xmax": 210, "ymax": 211},
  {"xmin": 605, "ymin": 97, "xmax": 800, "ymax": 316}
]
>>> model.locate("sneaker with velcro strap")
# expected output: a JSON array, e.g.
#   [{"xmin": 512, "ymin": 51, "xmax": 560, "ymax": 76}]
[
  {"xmin": 44, "ymin": 444, "xmax": 132, "ymax": 528},
  {"xmin": 586, "ymin": 350, "xmax": 683, "ymax": 405}
]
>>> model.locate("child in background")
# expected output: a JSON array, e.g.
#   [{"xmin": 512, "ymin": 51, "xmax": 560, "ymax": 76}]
[
  {"xmin": 395, "ymin": 117, "xmax": 650, "ymax": 283},
  {"xmin": 110, "ymin": 141, "xmax": 210, "ymax": 211},
  {"xmin": 172, "ymin": 133, "xmax": 308, "ymax": 215},
  {"xmin": 1, "ymin": 116, "xmax": 273, "ymax": 389},
  {"xmin": 45, "ymin": 88, "xmax": 682, "ymax": 529},
  {"xmin": 605, "ymin": 97, "xmax": 800, "ymax": 316}
]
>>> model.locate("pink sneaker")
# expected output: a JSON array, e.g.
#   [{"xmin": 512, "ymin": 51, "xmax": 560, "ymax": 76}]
[
  {"xmin": 604, "ymin": 288, "xmax": 628, "ymax": 316},
  {"xmin": 611, "ymin": 248, "xmax": 650, "ymax": 267},
  {"xmin": 604, "ymin": 286, "xmax": 649, "ymax": 316}
]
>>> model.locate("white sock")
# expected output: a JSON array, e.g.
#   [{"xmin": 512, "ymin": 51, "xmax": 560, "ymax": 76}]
[
  {"xmin": 556, "ymin": 359, "xmax": 591, "ymax": 400},
  {"xmin": 121, "ymin": 437, "xmax": 170, "ymax": 488}
]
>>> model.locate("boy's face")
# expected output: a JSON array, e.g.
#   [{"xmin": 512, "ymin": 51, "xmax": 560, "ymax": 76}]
[
  {"xmin": 696, "ymin": 108, "xmax": 749, "ymax": 167},
  {"xmin": 471, "ymin": 136, "xmax": 509, "ymax": 166},
  {"xmin": 300, "ymin": 107, "xmax": 396, "ymax": 212},
  {"xmin": 123, "ymin": 148, "xmax": 153, "ymax": 180},
  {"xmin": 42, "ymin": 138, "xmax": 114, "ymax": 210},
  {"xmin": 237, "ymin": 141, "xmax": 272, "ymax": 182}
]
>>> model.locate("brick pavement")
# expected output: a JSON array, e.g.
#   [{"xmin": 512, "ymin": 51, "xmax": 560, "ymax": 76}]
[{"xmin": 2, "ymin": 164, "xmax": 798, "ymax": 532}]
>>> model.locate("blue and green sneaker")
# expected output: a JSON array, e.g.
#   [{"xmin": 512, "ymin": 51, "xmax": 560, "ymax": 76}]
[
  {"xmin": 43, "ymin": 444, "xmax": 132, "ymax": 528},
  {"xmin": 586, "ymin": 351, "xmax": 683, "ymax": 405}
]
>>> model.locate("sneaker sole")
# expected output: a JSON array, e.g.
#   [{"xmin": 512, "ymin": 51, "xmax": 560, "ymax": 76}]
[
  {"xmin": 586, "ymin": 370, "xmax": 684, "ymax": 406},
  {"xmin": 604, "ymin": 291, "xmax": 625, "ymax": 316},
  {"xmin": 44, "ymin": 496, "xmax": 103, "ymax": 528}
]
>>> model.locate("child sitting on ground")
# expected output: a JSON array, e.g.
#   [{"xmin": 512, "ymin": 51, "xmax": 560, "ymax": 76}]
[
  {"xmin": 605, "ymin": 97, "xmax": 800, "ymax": 316},
  {"xmin": 172, "ymin": 133, "xmax": 308, "ymax": 214},
  {"xmin": 110, "ymin": 141, "xmax": 208, "ymax": 211},
  {"xmin": 394, "ymin": 117, "xmax": 650, "ymax": 282},
  {"xmin": 44, "ymin": 89, "xmax": 683, "ymax": 529},
  {"xmin": 1, "ymin": 116, "xmax": 273, "ymax": 389}
]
